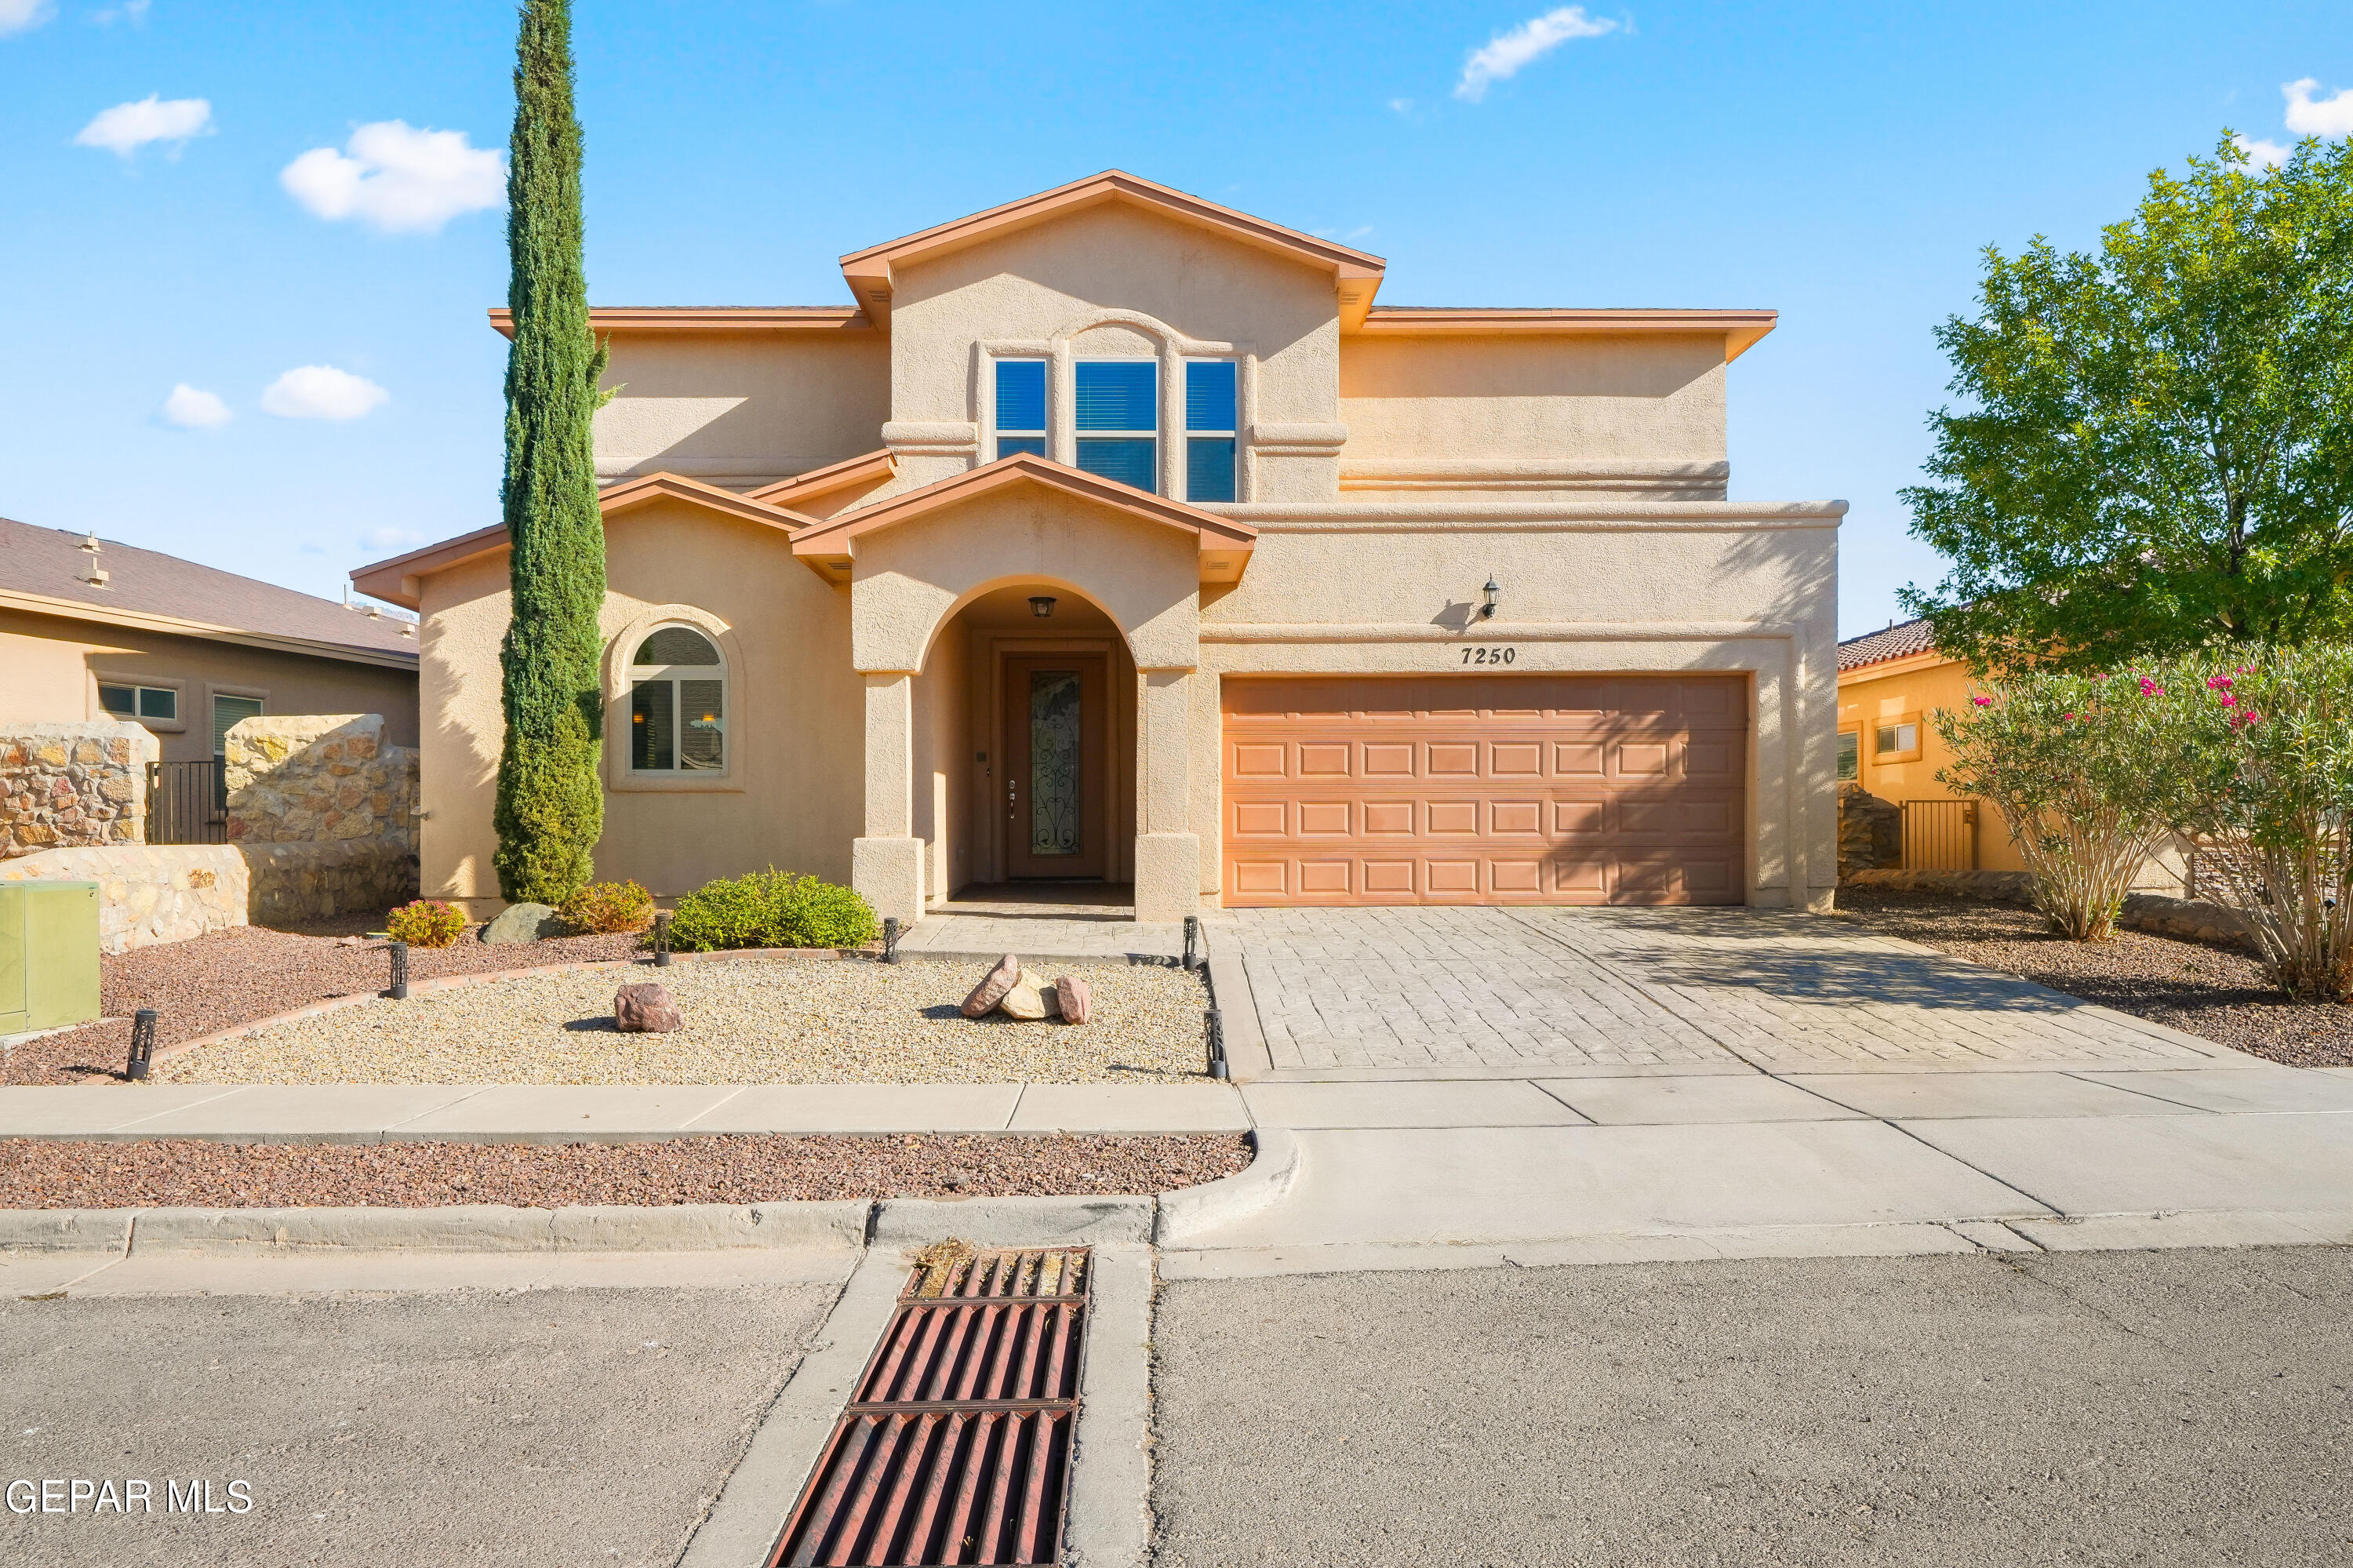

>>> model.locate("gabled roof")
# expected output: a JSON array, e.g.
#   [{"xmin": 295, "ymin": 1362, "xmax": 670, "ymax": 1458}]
[
  {"xmin": 788, "ymin": 453, "xmax": 1257, "ymax": 585},
  {"xmin": 0, "ymin": 515, "xmax": 418, "ymax": 669},
  {"xmin": 748, "ymin": 449, "xmax": 896, "ymax": 508},
  {"xmin": 1838, "ymin": 617, "xmax": 1940, "ymax": 673},
  {"xmin": 838, "ymin": 170, "xmax": 1387, "ymax": 329},
  {"xmin": 348, "ymin": 475, "xmax": 814, "ymax": 610},
  {"xmin": 1358, "ymin": 307, "xmax": 1779, "ymax": 360}
]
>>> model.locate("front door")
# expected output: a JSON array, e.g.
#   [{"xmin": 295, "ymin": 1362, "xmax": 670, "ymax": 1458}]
[{"xmin": 1003, "ymin": 654, "xmax": 1108, "ymax": 879}]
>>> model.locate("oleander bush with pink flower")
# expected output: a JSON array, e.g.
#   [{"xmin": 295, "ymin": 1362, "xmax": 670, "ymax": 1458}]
[{"xmin": 1939, "ymin": 645, "xmax": 2353, "ymax": 996}]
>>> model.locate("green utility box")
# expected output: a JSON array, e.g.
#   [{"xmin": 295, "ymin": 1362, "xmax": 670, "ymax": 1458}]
[{"xmin": 0, "ymin": 881, "xmax": 103, "ymax": 1036}]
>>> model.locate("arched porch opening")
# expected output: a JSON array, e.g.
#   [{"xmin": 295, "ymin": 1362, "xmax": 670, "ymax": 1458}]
[{"xmin": 908, "ymin": 580, "xmax": 1141, "ymax": 909}]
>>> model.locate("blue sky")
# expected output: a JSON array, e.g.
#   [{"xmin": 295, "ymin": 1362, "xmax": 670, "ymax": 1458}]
[{"xmin": 2, "ymin": 0, "xmax": 2346, "ymax": 635}]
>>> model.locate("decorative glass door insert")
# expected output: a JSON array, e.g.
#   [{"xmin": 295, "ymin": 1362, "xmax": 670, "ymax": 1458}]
[{"xmin": 1028, "ymin": 671, "xmax": 1082, "ymax": 856}]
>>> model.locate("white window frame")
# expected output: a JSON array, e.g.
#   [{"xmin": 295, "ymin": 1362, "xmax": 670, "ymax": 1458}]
[
  {"xmin": 992, "ymin": 357, "xmax": 1048, "ymax": 461},
  {"xmin": 1071, "ymin": 355, "xmax": 1161, "ymax": 495},
  {"xmin": 93, "ymin": 675, "xmax": 187, "ymax": 733},
  {"xmin": 1181, "ymin": 357, "xmax": 1238, "ymax": 504},
  {"xmin": 626, "ymin": 626, "xmax": 729, "ymax": 777}
]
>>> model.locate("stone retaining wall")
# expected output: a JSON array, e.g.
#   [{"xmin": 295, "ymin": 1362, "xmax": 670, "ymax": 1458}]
[
  {"xmin": 243, "ymin": 840, "xmax": 420, "ymax": 928},
  {"xmin": 1836, "ymin": 784, "xmax": 1901, "ymax": 878},
  {"xmin": 0, "ymin": 722, "xmax": 155, "ymax": 860},
  {"xmin": 224, "ymin": 714, "xmax": 417, "ymax": 853},
  {"xmin": 0, "ymin": 845, "xmax": 247, "ymax": 954},
  {"xmin": 1839, "ymin": 867, "xmax": 2252, "ymax": 948}
]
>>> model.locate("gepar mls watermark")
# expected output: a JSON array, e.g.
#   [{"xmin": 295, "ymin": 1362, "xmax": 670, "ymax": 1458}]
[{"xmin": 7, "ymin": 1478, "xmax": 253, "ymax": 1515}]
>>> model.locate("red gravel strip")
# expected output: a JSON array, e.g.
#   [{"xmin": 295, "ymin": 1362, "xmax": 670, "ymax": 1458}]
[
  {"xmin": 1835, "ymin": 885, "xmax": 2353, "ymax": 1068},
  {"xmin": 2, "ymin": 922, "xmax": 646, "ymax": 1086},
  {"xmin": 0, "ymin": 1133, "xmax": 1252, "ymax": 1209}
]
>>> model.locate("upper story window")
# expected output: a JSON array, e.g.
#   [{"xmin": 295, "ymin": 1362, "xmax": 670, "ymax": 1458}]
[
  {"xmin": 1184, "ymin": 359, "xmax": 1237, "ymax": 504},
  {"xmin": 995, "ymin": 359, "xmax": 1046, "ymax": 460},
  {"xmin": 1075, "ymin": 361, "xmax": 1158, "ymax": 492},
  {"xmin": 630, "ymin": 626, "xmax": 726, "ymax": 772}
]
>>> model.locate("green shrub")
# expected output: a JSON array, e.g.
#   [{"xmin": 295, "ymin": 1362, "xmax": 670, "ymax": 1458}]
[
  {"xmin": 385, "ymin": 899, "xmax": 467, "ymax": 949},
  {"xmin": 561, "ymin": 879, "xmax": 655, "ymax": 935},
  {"xmin": 667, "ymin": 870, "xmax": 879, "ymax": 951}
]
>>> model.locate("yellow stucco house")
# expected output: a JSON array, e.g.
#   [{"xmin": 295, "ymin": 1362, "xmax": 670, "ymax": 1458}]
[
  {"xmin": 1836, "ymin": 617, "xmax": 2188, "ymax": 890},
  {"xmin": 353, "ymin": 173, "xmax": 1845, "ymax": 924}
]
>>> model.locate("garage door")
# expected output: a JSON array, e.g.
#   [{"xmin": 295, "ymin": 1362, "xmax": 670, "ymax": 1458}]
[{"xmin": 1220, "ymin": 675, "xmax": 1747, "ymax": 906}]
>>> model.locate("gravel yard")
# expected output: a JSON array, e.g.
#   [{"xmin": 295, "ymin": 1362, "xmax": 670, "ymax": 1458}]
[
  {"xmin": 2, "ymin": 921, "xmax": 644, "ymax": 1086},
  {"xmin": 0, "ymin": 1132, "xmax": 1250, "ymax": 1208},
  {"xmin": 154, "ymin": 955, "xmax": 1210, "ymax": 1085},
  {"xmin": 1834, "ymin": 885, "xmax": 2353, "ymax": 1068}
]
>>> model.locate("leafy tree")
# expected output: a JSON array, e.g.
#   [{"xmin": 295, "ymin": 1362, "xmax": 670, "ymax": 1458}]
[
  {"xmin": 1902, "ymin": 136, "xmax": 2353, "ymax": 668},
  {"xmin": 493, "ymin": 0, "xmax": 607, "ymax": 904}
]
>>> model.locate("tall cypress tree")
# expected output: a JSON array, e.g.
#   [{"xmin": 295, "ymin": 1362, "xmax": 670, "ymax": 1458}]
[{"xmin": 493, "ymin": 0, "xmax": 605, "ymax": 904}]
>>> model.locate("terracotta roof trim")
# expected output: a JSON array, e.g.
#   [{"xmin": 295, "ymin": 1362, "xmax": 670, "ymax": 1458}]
[{"xmin": 1836, "ymin": 616, "xmax": 1940, "ymax": 672}]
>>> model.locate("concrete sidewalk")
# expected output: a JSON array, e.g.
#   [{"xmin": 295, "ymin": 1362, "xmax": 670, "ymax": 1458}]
[{"xmin": 0, "ymin": 1080, "xmax": 1251, "ymax": 1141}]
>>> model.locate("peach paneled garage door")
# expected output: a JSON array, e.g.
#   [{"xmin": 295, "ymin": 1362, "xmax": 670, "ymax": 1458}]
[{"xmin": 1220, "ymin": 675, "xmax": 1747, "ymax": 906}]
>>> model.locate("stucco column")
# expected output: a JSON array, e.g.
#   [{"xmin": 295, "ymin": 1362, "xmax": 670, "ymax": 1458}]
[
  {"xmin": 852, "ymin": 671, "xmax": 926, "ymax": 924},
  {"xmin": 1132, "ymin": 668, "xmax": 1200, "ymax": 922}
]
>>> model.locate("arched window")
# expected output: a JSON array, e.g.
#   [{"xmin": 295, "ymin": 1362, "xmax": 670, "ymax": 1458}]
[{"xmin": 628, "ymin": 626, "xmax": 726, "ymax": 772}]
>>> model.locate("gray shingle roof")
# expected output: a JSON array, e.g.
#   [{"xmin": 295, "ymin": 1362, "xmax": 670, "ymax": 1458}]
[
  {"xmin": 0, "ymin": 516, "xmax": 419, "ymax": 663},
  {"xmin": 1837, "ymin": 617, "xmax": 1938, "ymax": 672}
]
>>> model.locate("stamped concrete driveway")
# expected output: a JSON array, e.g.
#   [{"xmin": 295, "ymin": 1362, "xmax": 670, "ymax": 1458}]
[{"xmin": 1224, "ymin": 906, "xmax": 2231, "ymax": 1076}]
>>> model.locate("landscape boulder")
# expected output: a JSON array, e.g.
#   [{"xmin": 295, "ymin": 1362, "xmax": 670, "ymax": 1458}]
[
  {"xmin": 1053, "ymin": 975, "xmax": 1091, "ymax": 1025},
  {"xmin": 614, "ymin": 981, "xmax": 683, "ymax": 1033},
  {"xmin": 999, "ymin": 967, "xmax": 1058, "ymax": 1020},
  {"xmin": 481, "ymin": 901, "xmax": 563, "ymax": 944},
  {"xmin": 961, "ymin": 954, "xmax": 1022, "ymax": 1018}
]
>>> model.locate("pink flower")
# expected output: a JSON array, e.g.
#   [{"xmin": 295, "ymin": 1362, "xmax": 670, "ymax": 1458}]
[
  {"xmin": 2089, "ymin": 673, "xmax": 2109, "ymax": 681},
  {"xmin": 2062, "ymin": 712, "xmax": 2075, "ymax": 721},
  {"xmin": 1971, "ymin": 696, "xmax": 1992, "ymax": 707},
  {"xmin": 2221, "ymin": 694, "xmax": 2237, "ymax": 707},
  {"xmin": 2138, "ymin": 677, "xmax": 2164, "ymax": 697},
  {"xmin": 2207, "ymin": 675, "xmax": 2233, "ymax": 691}
]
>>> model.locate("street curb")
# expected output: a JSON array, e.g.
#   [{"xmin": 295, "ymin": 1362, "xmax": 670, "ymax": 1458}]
[
  {"xmin": 1154, "ymin": 1128, "xmax": 1297, "ymax": 1243},
  {"xmin": 870, "ymin": 1194, "xmax": 1156, "ymax": 1247}
]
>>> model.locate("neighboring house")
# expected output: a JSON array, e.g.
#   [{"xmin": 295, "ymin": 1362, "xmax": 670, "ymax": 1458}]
[
  {"xmin": 0, "ymin": 514, "xmax": 420, "ymax": 771},
  {"xmin": 1835, "ymin": 617, "xmax": 2186, "ymax": 890},
  {"xmin": 353, "ymin": 171, "xmax": 1843, "ymax": 922}
]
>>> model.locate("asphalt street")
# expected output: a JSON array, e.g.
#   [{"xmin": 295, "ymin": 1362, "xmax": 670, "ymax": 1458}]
[
  {"xmin": 0, "ymin": 1283, "xmax": 834, "ymax": 1566},
  {"xmin": 1151, "ymin": 1246, "xmax": 2353, "ymax": 1567}
]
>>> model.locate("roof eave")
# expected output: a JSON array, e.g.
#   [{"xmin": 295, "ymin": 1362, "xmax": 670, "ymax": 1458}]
[{"xmin": 0, "ymin": 588, "xmax": 419, "ymax": 669}]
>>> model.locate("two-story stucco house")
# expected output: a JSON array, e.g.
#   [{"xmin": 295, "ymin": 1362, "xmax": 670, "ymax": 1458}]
[{"xmin": 353, "ymin": 172, "xmax": 1842, "ymax": 924}]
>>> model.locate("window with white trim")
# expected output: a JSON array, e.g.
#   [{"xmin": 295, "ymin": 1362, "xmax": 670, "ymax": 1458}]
[
  {"xmin": 1074, "ymin": 360, "xmax": 1158, "ymax": 493},
  {"xmin": 1184, "ymin": 358, "xmax": 1237, "ymax": 502},
  {"xmin": 629, "ymin": 627, "xmax": 726, "ymax": 772},
  {"xmin": 994, "ymin": 358, "xmax": 1046, "ymax": 460},
  {"xmin": 100, "ymin": 682, "xmax": 178, "ymax": 724}
]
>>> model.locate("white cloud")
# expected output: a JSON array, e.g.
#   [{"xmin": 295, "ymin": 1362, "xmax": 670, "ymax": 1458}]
[
  {"xmin": 96, "ymin": 0, "xmax": 153, "ymax": 23},
  {"xmin": 1455, "ymin": 5, "xmax": 1618, "ymax": 103},
  {"xmin": 357, "ymin": 526, "xmax": 424, "ymax": 554},
  {"xmin": 2283, "ymin": 78, "xmax": 2353, "ymax": 139},
  {"xmin": 74, "ymin": 95, "xmax": 213, "ymax": 156},
  {"xmin": 280, "ymin": 120, "xmax": 504, "ymax": 234},
  {"xmin": 2231, "ymin": 133, "xmax": 2290, "ymax": 169},
  {"xmin": 261, "ymin": 366, "xmax": 388, "ymax": 420},
  {"xmin": 1387, "ymin": 96, "xmax": 1415, "ymax": 114},
  {"xmin": 161, "ymin": 384, "xmax": 231, "ymax": 429},
  {"xmin": 0, "ymin": 0, "xmax": 53, "ymax": 37}
]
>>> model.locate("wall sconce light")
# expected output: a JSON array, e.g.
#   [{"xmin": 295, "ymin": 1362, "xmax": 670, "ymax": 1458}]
[
  {"xmin": 1481, "ymin": 577, "xmax": 1500, "ymax": 620},
  {"xmin": 1029, "ymin": 595, "xmax": 1056, "ymax": 619}
]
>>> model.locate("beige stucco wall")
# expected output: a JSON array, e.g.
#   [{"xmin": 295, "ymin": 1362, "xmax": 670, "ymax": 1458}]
[
  {"xmin": 1337, "ymin": 334, "xmax": 1729, "ymax": 501},
  {"xmin": 0, "ymin": 606, "xmax": 419, "ymax": 765},
  {"xmin": 880, "ymin": 203, "xmax": 1344, "ymax": 503},
  {"xmin": 594, "ymin": 331, "xmax": 890, "ymax": 489},
  {"xmin": 416, "ymin": 498, "xmax": 864, "ymax": 913}
]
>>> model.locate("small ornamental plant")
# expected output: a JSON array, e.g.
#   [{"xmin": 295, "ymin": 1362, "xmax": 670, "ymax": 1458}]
[
  {"xmin": 2151, "ymin": 646, "xmax": 2353, "ymax": 1000},
  {"xmin": 561, "ymin": 879, "xmax": 655, "ymax": 935},
  {"xmin": 1933, "ymin": 668, "xmax": 2192, "ymax": 940},
  {"xmin": 384, "ymin": 899, "xmax": 467, "ymax": 949},
  {"xmin": 667, "ymin": 870, "xmax": 880, "ymax": 951}
]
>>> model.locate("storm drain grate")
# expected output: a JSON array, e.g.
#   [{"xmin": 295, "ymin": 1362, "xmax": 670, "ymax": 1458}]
[{"xmin": 769, "ymin": 1248, "xmax": 1090, "ymax": 1566}]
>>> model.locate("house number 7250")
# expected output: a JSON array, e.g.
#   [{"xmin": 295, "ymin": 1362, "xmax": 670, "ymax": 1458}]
[{"xmin": 1461, "ymin": 646, "xmax": 1518, "ymax": 665}]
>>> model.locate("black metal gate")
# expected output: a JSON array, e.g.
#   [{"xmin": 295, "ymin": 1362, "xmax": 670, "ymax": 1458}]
[{"xmin": 147, "ymin": 760, "xmax": 227, "ymax": 845}]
